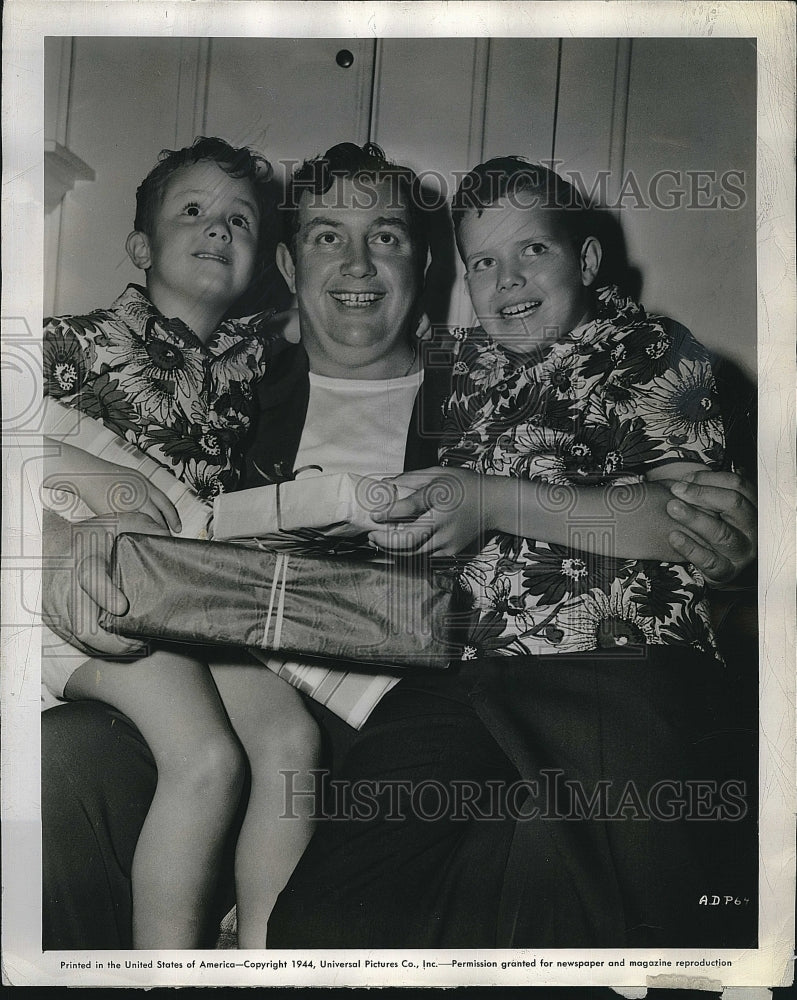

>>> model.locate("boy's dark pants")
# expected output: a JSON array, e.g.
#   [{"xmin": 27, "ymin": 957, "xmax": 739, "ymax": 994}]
[{"xmin": 42, "ymin": 650, "xmax": 756, "ymax": 950}]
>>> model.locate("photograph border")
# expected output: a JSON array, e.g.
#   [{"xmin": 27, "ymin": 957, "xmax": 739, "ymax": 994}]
[{"xmin": 2, "ymin": 0, "xmax": 795, "ymax": 990}]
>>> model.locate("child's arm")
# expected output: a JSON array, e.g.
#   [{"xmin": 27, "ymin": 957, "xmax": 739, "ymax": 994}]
[
  {"xmin": 42, "ymin": 397, "xmax": 211, "ymax": 538},
  {"xmin": 44, "ymin": 439, "xmax": 182, "ymax": 532},
  {"xmin": 367, "ymin": 463, "xmax": 712, "ymax": 563},
  {"xmin": 373, "ymin": 319, "xmax": 741, "ymax": 567}
]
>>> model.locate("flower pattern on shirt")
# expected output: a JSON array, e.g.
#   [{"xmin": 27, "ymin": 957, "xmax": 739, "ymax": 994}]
[
  {"xmin": 43, "ymin": 285, "xmax": 278, "ymax": 500},
  {"xmin": 440, "ymin": 285, "xmax": 725, "ymax": 659},
  {"xmin": 101, "ymin": 318, "xmax": 207, "ymax": 424}
]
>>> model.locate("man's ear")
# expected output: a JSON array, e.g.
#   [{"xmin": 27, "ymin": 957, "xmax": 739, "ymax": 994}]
[
  {"xmin": 126, "ymin": 231, "xmax": 152, "ymax": 271},
  {"xmin": 276, "ymin": 243, "xmax": 297, "ymax": 294},
  {"xmin": 580, "ymin": 236, "xmax": 602, "ymax": 287}
]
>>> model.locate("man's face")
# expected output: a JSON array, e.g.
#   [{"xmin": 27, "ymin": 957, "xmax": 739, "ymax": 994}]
[
  {"xmin": 142, "ymin": 160, "xmax": 261, "ymax": 317},
  {"xmin": 277, "ymin": 176, "xmax": 423, "ymax": 372},
  {"xmin": 459, "ymin": 199, "xmax": 598, "ymax": 358}
]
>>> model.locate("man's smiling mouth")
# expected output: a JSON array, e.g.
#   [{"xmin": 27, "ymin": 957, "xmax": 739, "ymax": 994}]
[
  {"xmin": 500, "ymin": 300, "xmax": 541, "ymax": 319},
  {"xmin": 329, "ymin": 292, "xmax": 385, "ymax": 308},
  {"xmin": 194, "ymin": 252, "xmax": 230, "ymax": 265}
]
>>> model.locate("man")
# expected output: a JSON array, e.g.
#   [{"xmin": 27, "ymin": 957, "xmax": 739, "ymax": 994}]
[{"xmin": 42, "ymin": 143, "xmax": 758, "ymax": 949}]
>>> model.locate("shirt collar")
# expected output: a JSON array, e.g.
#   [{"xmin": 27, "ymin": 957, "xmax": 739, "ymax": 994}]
[
  {"xmin": 465, "ymin": 284, "xmax": 646, "ymax": 370},
  {"xmin": 109, "ymin": 284, "xmax": 277, "ymax": 355},
  {"xmin": 111, "ymin": 284, "xmax": 199, "ymax": 344}
]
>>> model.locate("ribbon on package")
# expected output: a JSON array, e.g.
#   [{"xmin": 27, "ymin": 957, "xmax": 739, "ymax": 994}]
[{"xmin": 99, "ymin": 533, "xmax": 466, "ymax": 670}]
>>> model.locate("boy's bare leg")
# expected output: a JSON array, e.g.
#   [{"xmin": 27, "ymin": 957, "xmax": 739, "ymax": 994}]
[
  {"xmin": 65, "ymin": 651, "xmax": 245, "ymax": 948},
  {"xmin": 209, "ymin": 660, "xmax": 320, "ymax": 949}
]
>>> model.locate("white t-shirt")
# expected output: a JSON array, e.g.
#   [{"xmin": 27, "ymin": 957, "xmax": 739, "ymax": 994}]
[
  {"xmin": 264, "ymin": 365, "xmax": 426, "ymax": 729},
  {"xmin": 293, "ymin": 369, "xmax": 424, "ymax": 478}
]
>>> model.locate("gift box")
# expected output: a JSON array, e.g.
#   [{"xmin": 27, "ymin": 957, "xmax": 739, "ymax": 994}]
[
  {"xmin": 211, "ymin": 473, "xmax": 414, "ymax": 551},
  {"xmin": 99, "ymin": 533, "xmax": 465, "ymax": 669}
]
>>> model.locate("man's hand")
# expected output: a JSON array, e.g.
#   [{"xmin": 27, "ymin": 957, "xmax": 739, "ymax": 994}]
[
  {"xmin": 664, "ymin": 470, "xmax": 757, "ymax": 587},
  {"xmin": 43, "ymin": 511, "xmax": 170, "ymax": 656},
  {"xmin": 368, "ymin": 467, "xmax": 485, "ymax": 557},
  {"xmin": 367, "ymin": 465, "xmax": 758, "ymax": 582}
]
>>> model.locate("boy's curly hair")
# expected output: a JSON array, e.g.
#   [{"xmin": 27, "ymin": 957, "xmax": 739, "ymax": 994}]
[
  {"xmin": 134, "ymin": 136, "xmax": 276, "ymax": 257},
  {"xmin": 132, "ymin": 137, "xmax": 283, "ymax": 315}
]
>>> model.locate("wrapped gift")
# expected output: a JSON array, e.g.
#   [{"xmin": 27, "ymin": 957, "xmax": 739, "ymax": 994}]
[
  {"xmin": 211, "ymin": 473, "xmax": 414, "ymax": 550},
  {"xmin": 99, "ymin": 533, "xmax": 465, "ymax": 669}
]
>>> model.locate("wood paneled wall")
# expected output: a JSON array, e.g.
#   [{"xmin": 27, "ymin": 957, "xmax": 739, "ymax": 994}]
[{"xmin": 45, "ymin": 37, "xmax": 756, "ymax": 376}]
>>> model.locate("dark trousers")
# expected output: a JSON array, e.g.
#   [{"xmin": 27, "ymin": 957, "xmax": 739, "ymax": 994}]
[
  {"xmin": 270, "ymin": 650, "xmax": 758, "ymax": 949},
  {"xmin": 268, "ymin": 678, "xmax": 520, "ymax": 948},
  {"xmin": 42, "ymin": 651, "xmax": 757, "ymax": 950},
  {"xmin": 42, "ymin": 701, "xmax": 157, "ymax": 949},
  {"xmin": 42, "ymin": 683, "xmax": 509, "ymax": 950}
]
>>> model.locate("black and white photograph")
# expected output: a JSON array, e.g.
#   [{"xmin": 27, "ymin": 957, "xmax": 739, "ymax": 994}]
[{"xmin": 2, "ymin": 0, "xmax": 794, "ymax": 991}]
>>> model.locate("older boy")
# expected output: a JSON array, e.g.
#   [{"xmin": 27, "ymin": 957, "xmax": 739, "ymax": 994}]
[{"xmin": 360, "ymin": 156, "xmax": 759, "ymax": 946}]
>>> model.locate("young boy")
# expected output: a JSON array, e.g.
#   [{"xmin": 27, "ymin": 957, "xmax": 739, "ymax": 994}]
[
  {"xmin": 43, "ymin": 137, "xmax": 319, "ymax": 949},
  {"xmin": 372, "ymin": 157, "xmax": 726, "ymax": 657},
  {"xmin": 367, "ymin": 158, "xmax": 750, "ymax": 945}
]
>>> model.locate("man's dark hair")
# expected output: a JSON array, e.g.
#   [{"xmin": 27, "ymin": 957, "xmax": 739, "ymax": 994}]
[
  {"xmin": 133, "ymin": 136, "xmax": 276, "ymax": 259},
  {"xmin": 451, "ymin": 156, "xmax": 597, "ymax": 256},
  {"xmin": 281, "ymin": 142, "xmax": 429, "ymax": 272}
]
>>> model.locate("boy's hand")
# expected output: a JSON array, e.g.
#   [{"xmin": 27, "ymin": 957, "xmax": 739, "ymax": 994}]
[
  {"xmin": 368, "ymin": 467, "xmax": 486, "ymax": 557},
  {"xmin": 75, "ymin": 511, "xmax": 171, "ymax": 614},
  {"xmin": 414, "ymin": 312, "xmax": 432, "ymax": 341},
  {"xmin": 265, "ymin": 307, "xmax": 301, "ymax": 344},
  {"xmin": 664, "ymin": 470, "xmax": 756, "ymax": 586}
]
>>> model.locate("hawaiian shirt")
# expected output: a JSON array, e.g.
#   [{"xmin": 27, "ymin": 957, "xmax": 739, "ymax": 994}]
[
  {"xmin": 43, "ymin": 285, "xmax": 278, "ymax": 502},
  {"xmin": 440, "ymin": 285, "xmax": 725, "ymax": 660}
]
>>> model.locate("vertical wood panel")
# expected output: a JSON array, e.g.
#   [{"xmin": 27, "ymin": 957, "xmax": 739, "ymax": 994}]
[
  {"xmin": 371, "ymin": 38, "xmax": 486, "ymax": 326},
  {"xmin": 204, "ymin": 39, "xmax": 375, "ymax": 187},
  {"xmin": 367, "ymin": 38, "xmax": 385, "ymax": 146},
  {"xmin": 553, "ymin": 38, "xmax": 621, "ymax": 200},
  {"xmin": 621, "ymin": 38, "xmax": 756, "ymax": 376},
  {"xmin": 44, "ymin": 38, "xmax": 73, "ymax": 313},
  {"xmin": 174, "ymin": 38, "xmax": 211, "ymax": 148},
  {"xmin": 482, "ymin": 38, "xmax": 559, "ymax": 164},
  {"xmin": 373, "ymin": 39, "xmax": 562, "ymax": 328},
  {"xmin": 44, "ymin": 37, "xmax": 73, "ymax": 146},
  {"xmin": 373, "ymin": 38, "xmax": 558, "ymax": 201},
  {"xmin": 372, "ymin": 38, "xmax": 483, "ymax": 193},
  {"xmin": 54, "ymin": 38, "xmax": 185, "ymax": 315},
  {"xmin": 607, "ymin": 39, "xmax": 632, "ymax": 201},
  {"xmin": 466, "ymin": 39, "xmax": 491, "ymax": 171},
  {"xmin": 44, "ymin": 202, "xmax": 62, "ymax": 316}
]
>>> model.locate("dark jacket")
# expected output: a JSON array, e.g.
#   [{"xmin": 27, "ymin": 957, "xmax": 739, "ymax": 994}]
[{"xmin": 242, "ymin": 337, "xmax": 455, "ymax": 489}]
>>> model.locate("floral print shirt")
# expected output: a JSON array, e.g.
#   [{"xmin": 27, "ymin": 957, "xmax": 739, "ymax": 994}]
[
  {"xmin": 440, "ymin": 286, "xmax": 725, "ymax": 660},
  {"xmin": 43, "ymin": 285, "xmax": 279, "ymax": 503}
]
